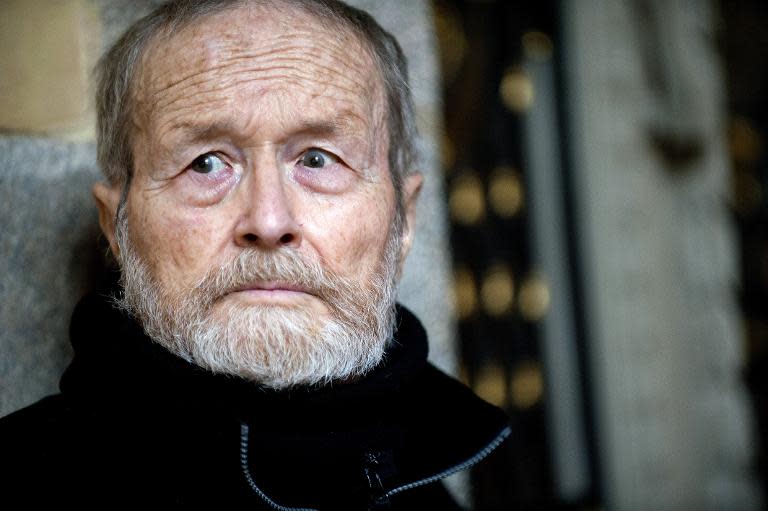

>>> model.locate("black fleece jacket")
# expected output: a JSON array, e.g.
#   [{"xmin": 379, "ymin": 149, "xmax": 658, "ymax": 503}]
[{"xmin": 0, "ymin": 292, "xmax": 509, "ymax": 509}]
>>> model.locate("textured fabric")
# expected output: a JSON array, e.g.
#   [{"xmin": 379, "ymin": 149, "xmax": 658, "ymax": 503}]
[{"xmin": 0, "ymin": 292, "xmax": 509, "ymax": 508}]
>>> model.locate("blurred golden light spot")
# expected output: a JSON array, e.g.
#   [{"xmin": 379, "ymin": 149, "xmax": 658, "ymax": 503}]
[
  {"xmin": 519, "ymin": 273, "xmax": 550, "ymax": 321},
  {"xmin": 510, "ymin": 361, "xmax": 544, "ymax": 410},
  {"xmin": 449, "ymin": 172, "xmax": 486, "ymax": 225},
  {"xmin": 473, "ymin": 362, "xmax": 507, "ymax": 407},
  {"xmin": 522, "ymin": 31, "xmax": 554, "ymax": 61},
  {"xmin": 489, "ymin": 166, "xmax": 524, "ymax": 218},
  {"xmin": 433, "ymin": 4, "xmax": 467, "ymax": 84},
  {"xmin": 441, "ymin": 133, "xmax": 456, "ymax": 171},
  {"xmin": 453, "ymin": 265, "xmax": 478, "ymax": 320},
  {"xmin": 729, "ymin": 116, "xmax": 763, "ymax": 164},
  {"xmin": 500, "ymin": 67, "xmax": 534, "ymax": 112},
  {"xmin": 458, "ymin": 361, "xmax": 471, "ymax": 386},
  {"xmin": 480, "ymin": 263, "xmax": 514, "ymax": 317}
]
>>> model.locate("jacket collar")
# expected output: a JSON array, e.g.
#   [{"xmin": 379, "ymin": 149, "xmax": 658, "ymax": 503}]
[
  {"xmin": 61, "ymin": 291, "xmax": 429, "ymax": 419},
  {"xmin": 61, "ymin": 291, "xmax": 509, "ymax": 508}
]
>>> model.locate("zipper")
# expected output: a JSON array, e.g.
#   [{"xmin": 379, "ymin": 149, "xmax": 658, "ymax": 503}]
[
  {"xmin": 239, "ymin": 423, "xmax": 319, "ymax": 511},
  {"xmin": 384, "ymin": 425, "xmax": 511, "ymax": 498},
  {"xmin": 239, "ymin": 422, "xmax": 511, "ymax": 509},
  {"xmin": 364, "ymin": 450, "xmax": 392, "ymax": 509}
]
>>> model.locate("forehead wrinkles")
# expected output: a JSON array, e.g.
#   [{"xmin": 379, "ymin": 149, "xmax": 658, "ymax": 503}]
[{"xmin": 132, "ymin": 11, "xmax": 386, "ymax": 138}]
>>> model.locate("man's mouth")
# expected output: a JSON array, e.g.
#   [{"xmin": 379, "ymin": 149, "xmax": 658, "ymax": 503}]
[{"xmin": 228, "ymin": 281, "xmax": 316, "ymax": 299}]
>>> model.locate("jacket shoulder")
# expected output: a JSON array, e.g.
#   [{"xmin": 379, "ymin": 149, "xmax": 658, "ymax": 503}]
[
  {"xmin": 408, "ymin": 363, "xmax": 509, "ymax": 430},
  {"xmin": 0, "ymin": 395, "xmax": 81, "ymax": 478},
  {"xmin": 0, "ymin": 394, "xmax": 75, "ymax": 435},
  {"xmin": 393, "ymin": 363, "xmax": 511, "ymax": 497}
]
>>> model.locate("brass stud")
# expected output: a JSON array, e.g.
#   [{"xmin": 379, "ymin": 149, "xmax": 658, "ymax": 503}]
[
  {"xmin": 449, "ymin": 171, "xmax": 486, "ymax": 225},
  {"xmin": 480, "ymin": 263, "xmax": 515, "ymax": 317},
  {"xmin": 458, "ymin": 361, "xmax": 471, "ymax": 386},
  {"xmin": 473, "ymin": 362, "xmax": 508, "ymax": 408},
  {"xmin": 453, "ymin": 265, "xmax": 478, "ymax": 320},
  {"xmin": 510, "ymin": 361, "xmax": 544, "ymax": 409},
  {"xmin": 441, "ymin": 133, "xmax": 456, "ymax": 171},
  {"xmin": 519, "ymin": 273, "xmax": 550, "ymax": 321},
  {"xmin": 489, "ymin": 166, "xmax": 524, "ymax": 218},
  {"xmin": 500, "ymin": 67, "xmax": 534, "ymax": 112}
]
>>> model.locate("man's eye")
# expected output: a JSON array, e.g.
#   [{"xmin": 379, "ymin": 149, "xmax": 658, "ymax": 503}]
[
  {"xmin": 300, "ymin": 149, "xmax": 338, "ymax": 169},
  {"xmin": 190, "ymin": 153, "xmax": 227, "ymax": 174}
]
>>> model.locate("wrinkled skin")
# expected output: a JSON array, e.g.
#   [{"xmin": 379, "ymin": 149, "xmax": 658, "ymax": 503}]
[{"xmin": 94, "ymin": 3, "xmax": 422, "ymax": 322}]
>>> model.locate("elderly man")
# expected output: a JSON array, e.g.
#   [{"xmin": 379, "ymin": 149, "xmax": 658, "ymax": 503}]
[{"xmin": 1, "ymin": 0, "xmax": 509, "ymax": 507}]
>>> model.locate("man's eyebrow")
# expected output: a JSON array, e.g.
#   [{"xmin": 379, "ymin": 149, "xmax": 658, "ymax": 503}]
[
  {"xmin": 164, "ymin": 120, "xmax": 239, "ymax": 145},
  {"xmin": 292, "ymin": 117, "xmax": 375, "ymax": 144},
  {"xmin": 165, "ymin": 113, "xmax": 370, "ymax": 145}
]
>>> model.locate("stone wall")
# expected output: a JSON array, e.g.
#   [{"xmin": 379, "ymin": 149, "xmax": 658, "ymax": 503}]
[{"xmin": 562, "ymin": 1, "xmax": 760, "ymax": 509}]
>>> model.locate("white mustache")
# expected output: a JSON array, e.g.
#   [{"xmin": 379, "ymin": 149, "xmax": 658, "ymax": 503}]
[{"xmin": 192, "ymin": 248, "xmax": 353, "ymax": 309}]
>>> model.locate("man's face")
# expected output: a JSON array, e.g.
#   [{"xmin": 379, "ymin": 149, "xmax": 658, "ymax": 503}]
[{"xmin": 94, "ymin": 4, "xmax": 421, "ymax": 388}]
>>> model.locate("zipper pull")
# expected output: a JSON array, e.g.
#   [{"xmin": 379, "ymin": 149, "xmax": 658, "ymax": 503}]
[{"xmin": 364, "ymin": 451, "xmax": 392, "ymax": 510}]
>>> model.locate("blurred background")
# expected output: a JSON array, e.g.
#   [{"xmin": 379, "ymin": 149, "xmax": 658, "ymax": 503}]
[
  {"xmin": 1, "ymin": 0, "xmax": 766, "ymax": 510},
  {"xmin": 432, "ymin": 0, "xmax": 767, "ymax": 509}
]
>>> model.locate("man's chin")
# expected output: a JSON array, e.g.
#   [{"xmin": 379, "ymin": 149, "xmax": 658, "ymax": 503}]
[{"xmin": 169, "ymin": 300, "xmax": 383, "ymax": 388}]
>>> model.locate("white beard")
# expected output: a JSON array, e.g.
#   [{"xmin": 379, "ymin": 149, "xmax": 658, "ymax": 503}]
[{"xmin": 114, "ymin": 208, "xmax": 401, "ymax": 389}]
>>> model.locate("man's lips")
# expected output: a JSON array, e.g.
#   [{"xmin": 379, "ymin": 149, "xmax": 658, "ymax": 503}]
[{"xmin": 228, "ymin": 281, "xmax": 315, "ymax": 297}]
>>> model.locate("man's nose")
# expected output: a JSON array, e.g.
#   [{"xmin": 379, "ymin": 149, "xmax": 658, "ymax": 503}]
[{"xmin": 233, "ymin": 159, "xmax": 302, "ymax": 250}]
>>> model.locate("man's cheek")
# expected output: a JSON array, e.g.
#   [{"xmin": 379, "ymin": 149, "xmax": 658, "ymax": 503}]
[
  {"xmin": 307, "ymin": 199, "xmax": 390, "ymax": 261},
  {"xmin": 138, "ymin": 208, "xmax": 224, "ymax": 286}
]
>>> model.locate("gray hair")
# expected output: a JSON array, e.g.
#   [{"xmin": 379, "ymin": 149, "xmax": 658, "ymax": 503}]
[{"xmin": 95, "ymin": 0, "xmax": 418, "ymax": 207}]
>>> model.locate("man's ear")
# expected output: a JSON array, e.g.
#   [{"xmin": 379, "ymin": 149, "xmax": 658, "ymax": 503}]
[
  {"xmin": 92, "ymin": 182, "xmax": 123, "ymax": 260},
  {"xmin": 398, "ymin": 172, "xmax": 424, "ymax": 266}
]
